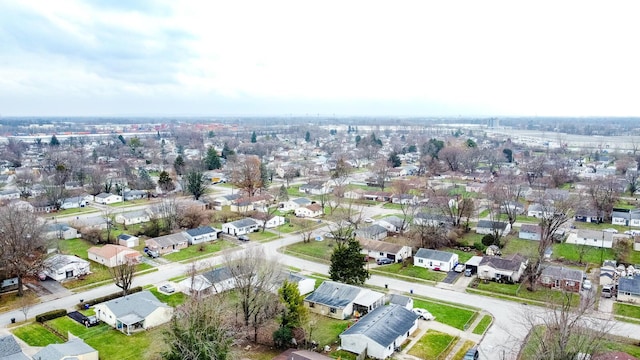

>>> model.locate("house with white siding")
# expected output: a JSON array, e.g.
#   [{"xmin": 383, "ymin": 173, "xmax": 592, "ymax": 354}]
[
  {"xmin": 413, "ymin": 249, "xmax": 458, "ymax": 272},
  {"xmin": 87, "ymin": 245, "xmax": 142, "ymax": 267},
  {"xmin": 145, "ymin": 233, "xmax": 188, "ymax": 255},
  {"xmin": 565, "ymin": 229, "xmax": 613, "ymax": 248},
  {"xmin": 222, "ymin": 218, "xmax": 259, "ymax": 236},
  {"xmin": 42, "ymin": 254, "xmax": 91, "ymax": 282},
  {"xmin": 294, "ymin": 204, "xmax": 323, "ymax": 218},
  {"xmin": 93, "ymin": 193, "xmax": 123, "ymax": 205},
  {"xmin": 94, "ymin": 291, "xmax": 173, "ymax": 335},
  {"xmin": 115, "ymin": 210, "xmax": 150, "ymax": 225},
  {"xmin": 358, "ymin": 238, "xmax": 412, "ymax": 263},
  {"xmin": 304, "ymin": 281, "xmax": 385, "ymax": 320},
  {"xmin": 519, "ymin": 224, "xmax": 541, "ymax": 241},
  {"xmin": 182, "ymin": 226, "xmax": 220, "ymax": 245}
]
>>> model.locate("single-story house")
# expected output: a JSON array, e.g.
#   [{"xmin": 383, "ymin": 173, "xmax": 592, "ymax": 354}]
[
  {"xmin": 362, "ymin": 191, "xmax": 392, "ymax": 202},
  {"xmin": 145, "ymin": 233, "xmax": 188, "ymax": 255},
  {"xmin": 358, "ymin": 238, "xmax": 412, "ymax": 263},
  {"xmin": 115, "ymin": 210, "xmax": 151, "ymax": 225},
  {"xmin": 211, "ymin": 193, "xmax": 242, "ymax": 209},
  {"xmin": 42, "ymin": 254, "xmax": 91, "ymax": 282},
  {"xmin": 413, "ymin": 248, "xmax": 459, "ymax": 272},
  {"xmin": 299, "ymin": 182, "xmax": 332, "ymax": 195},
  {"xmin": 93, "ymin": 193, "xmax": 123, "ymax": 205},
  {"xmin": 33, "ymin": 338, "xmax": 98, "ymax": 360},
  {"xmin": 476, "ymin": 220, "xmax": 511, "ymax": 236},
  {"xmin": 304, "ymin": 281, "xmax": 385, "ymax": 320},
  {"xmin": 339, "ymin": 304, "xmax": 419, "ymax": 360},
  {"xmin": 478, "ymin": 254, "xmax": 527, "ymax": 283},
  {"xmin": 94, "ymin": 291, "xmax": 173, "ymax": 334},
  {"xmin": 0, "ymin": 335, "xmax": 29, "ymax": 360},
  {"xmin": 59, "ymin": 196, "xmax": 89, "ymax": 210},
  {"xmin": 230, "ymin": 194, "xmax": 273, "ymax": 213},
  {"xmin": 574, "ymin": 208, "xmax": 603, "ymax": 224},
  {"xmin": 0, "ymin": 189, "xmax": 20, "ymax": 201},
  {"xmin": 618, "ymin": 276, "xmax": 640, "ymax": 303},
  {"xmin": 180, "ymin": 266, "xmax": 235, "ymax": 296},
  {"xmin": 88, "ymin": 245, "xmax": 142, "ymax": 267},
  {"xmin": 388, "ymin": 294, "xmax": 413, "ymax": 310},
  {"xmin": 123, "ymin": 190, "xmax": 147, "ymax": 201},
  {"xmin": 118, "ymin": 234, "xmax": 140, "ymax": 248},
  {"xmin": 275, "ymin": 271, "xmax": 316, "ymax": 296},
  {"xmin": 612, "ymin": 209, "xmax": 640, "ymax": 227},
  {"xmin": 183, "ymin": 226, "xmax": 220, "ymax": 245},
  {"xmin": 294, "ymin": 204, "xmax": 323, "ymax": 218},
  {"xmin": 44, "ymin": 223, "xmax": 79, "ymax": 240},
  {"xmin": 251, "ymin": 214, "xmax": 286, "ymax": 229},
  {"xmin": 72, "ymin": 216, "xmax": 110, "ymax": 230},
  {"xmin": 279, "ymin": 198, "xmax": 313, "ymax": 211},
  {"xmin": 343, "ymin": 189, "xmax": 364, "ymax": 200},
  {"xmin": 465, "ymin": 256, "xmax": 483, "ymax": 275},
  {"xmin": 391, "ymin": 194, "xmax": 418, "ymax": 205},
  {"xmin": 413, "ymin": 212, "xmax": 450, "ymax": 227},
  {"xmin": 378, "ymin": 216, "xmax": 409, "ymax": 233},
  {"xmin": 600, "ymin": 264, "xmax": 618, "ymax": 287},
  {"xmin": 527, "ymin": 203, "xmax": 555, "ymax": 218},
  {"xmin": 565, "ymin": 229, "xmax": 613, "ymax": 248},
  {"xmin": 354, "ymin": 225, "xmax": 388, "ymax": 241},
  {"xmin": 538, "ymin": 265, "xmax": 584, "ymax": 292},
  {"xmin": 519, "ymin": 224, "xmax": 542, "ymax": 241},
  {"xmin": 500, "ymin": 201, "xmax": 525, "ymax": 215},
  {"xmin": 222, "ymin": 218, "xmax": 259, "ymax": 236}
]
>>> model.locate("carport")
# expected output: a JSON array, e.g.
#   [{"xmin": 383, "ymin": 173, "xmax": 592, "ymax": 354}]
[{"xmin": 465, "ymin": 256, "xmax": 483, "ymax": 275}]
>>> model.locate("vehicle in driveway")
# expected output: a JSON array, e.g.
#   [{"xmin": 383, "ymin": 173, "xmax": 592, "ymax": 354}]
[
  {"xmin": 583, "ymin": 279, "xmax": 592, "ymax": 291},
  {"xmin": 463, "ymin": 347, "xmax": 479, "ymax": 360},
  {"xmin": 376, "ymin": 257, "xmax": 393, "ymax": 265},
  {"xmin": 238, "ymin": 234, "xmax": 250, "ymax": 242},
  {"xmin": 454, "ymin": 264, "xmax": 465, "ymax": 273},
  {"xmin": 603, "ymin": 228, "xmax": 618, "ymax": 233},
  {"xmin": 412, "ymin": 308, "xmax": 435, "ymax": 320},
  {"xmin": 159, "ymin": 284, "xmax": 175, "ymax": 293},
  {"xmin": 144, "ymin": 248, "xmax": 159, "ymax": 258}
]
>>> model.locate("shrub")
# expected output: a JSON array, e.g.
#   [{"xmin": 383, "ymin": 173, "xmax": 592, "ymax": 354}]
[
  {"xmin": 473, "ymin": 241, "xmax": 486, "ymax": 251},
  {"xmin": 78, "ymin": 286, "xmax": 143, "ymax": 309},
  {"xmin": 481, "ymin": 234, "xmax": 496, "ymax": 247},
  {"xmin": 36, "ymin": 309, "xmax": 67, "ymax": 323}
]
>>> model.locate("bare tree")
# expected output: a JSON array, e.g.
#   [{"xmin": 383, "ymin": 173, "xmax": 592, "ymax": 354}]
[
  {"xmin": 439, "ymin": 146, "xmax": 463, "ymax": 172},
  {"xmin": 108, "ymin": 259, "xmax": 136, "ymax": 295},
  {"xmin": 230, "ymin": 155, "xmax": 263, "ymax": 197},
  {"xmin": 371, "ymin": 157, "xmax": 391, "ymax": 191},
  {"xmin": 486, "ymin": 171, "xmax": 526, "ymax": 228},
  {"xmin": 427, "ymin": 187, "xmax": 475, "ymax": 229},
  {"xmin": 586, "ymin": 176, "xmax": 619, "ymax": 222},
  {"xmin": 626, "ymin": 170, "xmax": 639, "ymax": 196},
  {"xmin": 18, "ymin": 292, "xmax": 37, "ymax": 321},
  {"xmin": 14, "ymin": 171, "xmax": 36, "ymax": 199},
  {"xmin": 521, "ymin": 156, "xmax": 546, "ymax": 186}
]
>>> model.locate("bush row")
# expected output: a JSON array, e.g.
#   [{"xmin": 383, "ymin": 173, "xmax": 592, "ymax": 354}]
[
  {"xmin": 78, "ymin": 286, "xmax": 143, "ymax": 309},
  {"xmin": 36, "ymin": 309, "xmax": 67, "ymax": 323}
]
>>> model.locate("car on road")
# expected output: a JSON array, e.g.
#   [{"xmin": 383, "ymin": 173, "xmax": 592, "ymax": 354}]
[
  {"xmin": 463, "ymin": 347, "xmax": 479, "ymax": 360},
  {"xmin": 324, "ymin": 232, "xmax": 335, "ymax": 238},
  {"xmin": 583, "ymin": 279, "xmax": 592, "ymax": 291},
  {"xmin": 376, "ymin": 257, "xmax": 393, "ymax": 265},
  {"xmin": 364, "ymin": 217, "xmax": 374, "ymax": 223},
  {"xmin": 603, "ymin": 228, "xmax": 619, "ymax": 233},
  {"xmin": 238, "ymin": 235, "xmax": 250, "ymax": 242},
  {"xmin": 412, "ymin": 308, "xmax": 435, "ymax": 320},
  {"xmin": 159, "ymin": 284, "xmax": 175, "ymax": 293}
]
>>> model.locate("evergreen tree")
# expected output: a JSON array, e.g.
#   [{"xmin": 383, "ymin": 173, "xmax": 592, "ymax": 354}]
[
  {"xmin": 204, "ymin": 146, "xmax": 222, "ymax": 170},
  {"xmin": 259, "ymin": 162, "xmax": 270, "ymax": 189},
  {"xmin": 118, "ymin": 134, "xmax": 126, "ymax": 145},
  {"xmin": 137, "ymin": 168, "xmax": 155, "ymax": 190},
  {"xmin": 355, "ymin": 135, "xmax": 361, "ymax": 145},
  {"xmin": 158, "ymin": 171, "xmax": 175, "ymax": 192},
  {"xmin": 279, "ymin": 184, "xmax": 289, "ymax": 201},
  {"xmin": 305, "ymin": 131, "xmax": 311, "ymax": 142},
  {"xmin": 388, "ymin": 152, "xmax": 401, "ymax": 168},
  {"xmin": 329, "ymin": 238, "xmax": 370, "ymax": 285},
  {"xmin": 49, "ymin": 135, "xmax": 60, "ymax": 147},
  {"xmin": 173, "ymin": 155, "xmax": 185, "ymax": 175},
  {"xmin": 316, "ymin": 139, "xmax": 320, "ymax": 147},
  {"xmin": 185, "ymin": 170, "xmax": 206, "ymax": 200},
  {"xmin": 251, "ymin": 131, "xmax": 257, "ymax": 143},
  {"xmin": 278, "ymin": 279, "xmax": 307, "ymax": 329},
  {"xmin": 221, "ymin": 143, "xmax": 235, "ymax": 159}
]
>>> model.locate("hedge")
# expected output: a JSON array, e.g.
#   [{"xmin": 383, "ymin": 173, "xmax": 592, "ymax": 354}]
[
  {"xmin": 78, "ymin": 286, "xmax": 143, "ymax": 309},
  {"xmin": 36, "ymin": 309, "xmax": 67, "ymax": 323}
]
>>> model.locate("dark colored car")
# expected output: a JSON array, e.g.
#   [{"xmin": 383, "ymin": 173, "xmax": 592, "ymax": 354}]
[
  {"xmin": 238, "ymin": 235, "xmax": 250, "ymax": 242},
  {"xmin": 463, "ymin": 348, "xmax": 479, "ymax": 360},
  {"xmin": 376, "ymin": 257, "xmax": 393, "ymax": 265}
]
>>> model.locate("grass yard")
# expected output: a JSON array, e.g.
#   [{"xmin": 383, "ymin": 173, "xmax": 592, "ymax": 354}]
[
  {"xmin": 309, "ymin": 314, "xmax": 350, "ymax": 348},
  {"xmin": 109, "ymin": 199, "xmax": 151, "ymax": 207},
  {"xmin": 382, "ymin": 203, "xmax": 403, "ymax": 210},
  {"xmin": 284, "ymin": 240, "xmax": 335, "ymax": 262},
  {"xmin": 413, "ymin": 298, "xmax": 477, "ymax": 330},
  {"xmin": 447, "ymin": 248, "xmax": 478, "ymax": 264},
  {"xmin": 472, "ymin": 315, "xmax": 492, "ymax": 335},
  {"xmin": 573, "ymin": 222, "xmax": 629, "ymax": 233},
  {"xmin": 276, "ymin": 222, "xmax": 306, "ymax": 234},
  {"xmin": 63, "ymin": 262, "xmax": 154, "ymax": 290},
  {"xmin": 162, "ymin": 240, "xmax": 234, "ymax": 262},
  {"xmin": 552, "ymin": 242, "xmax": 613, "ymax": 265},
  {"xmin": 458, "ymin": 232, "xmax": 485, "ymax": 247},
  {"xmin": 371, "ymin": 263, "xmax": 447, "ymax": 283},
  {"xmin": 50, "ymin": 207, "xmax": 99, "ymax": 217},
  {"xmin": 248, "ymin": 230, "xmax": 278, "ymax": 241},
  {"xmin": 451, "ymin": 340, "xmax": 476, "ymax": 360},
  {"xmin": 12, "ymin": 323, "xmax": 64, "ymax": 346},
  {"xmin": 477, "ymin": 209, "xmax": 490, "ymax": 218},
  {"xmin": 613, "ymin": 303, "xmax": 640, "ymax": 319},
  {"xmin": 56, "ymin": 238, "xmax": 94, "ymax": 259},
  {"xmin": 501, "ymin": 238, "xmax": 538, "ymax": 257},
  {"xmin": 408, "ymin": 330, "xmax": 458, "ymax": 359},
  {"xmin": 286, "ymin": 186, "xmax": 305, "ymax": 197},
  {"xmin": 148, "ymin": 288, "xmax": 187, "ymax": 307},
  {"xmin": 515, "ymin": 215, "xmax": 542, "ymax": 223},
  {"xmin": 473, "ymin": 281, "xmax": 581, "ymax": 306}
]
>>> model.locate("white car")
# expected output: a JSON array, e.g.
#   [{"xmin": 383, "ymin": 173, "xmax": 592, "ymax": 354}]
[
  {"xmin": 412, "ymin": 308, "xmax": 435, "ymax": 320},
  {"xmin": 159, "ymin": 284, "xmax": 175, "ymax": 293},
  {"xmin": 364, "ymin": 218, "xmax": 374, "ymax": 223},
  {"xmin": 603, "ymin": 228, "xmax": 619, "ymax": 233},
  {"xmin": 583, "ymin": 279, "xmax": 592, "ymax": 291},
  {"xmin": 454, "ymin": 264, "xmax": 465, "ymax": 273}
]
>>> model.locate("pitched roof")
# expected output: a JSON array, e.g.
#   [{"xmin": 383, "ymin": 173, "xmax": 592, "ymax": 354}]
[
  {"xmin": 32, "ymin": 338, "xmax": 96, "ymax": 360},
  {"xmin": 340, "ymin": 304, "xmax": 418, "ymax": 348},
  {"xmin": 575, "ymin": 229, "xmax": 614, "ymax": 241},
  {"xmin": 88, "ymin": 245, "xmax": 139, "ymax": 259},
  {"xmin": 119, "ymin": 210, "xmax": 149, "ymax": 219},
  {"xmin": 619, "ymin": 276, "xmax": 640, "ymax": 295},
  {"xmin": 227, "ymin": 218, "xmax": 258, "ymax": 228},
  {"xmin": 99, "ymin": 290, "xmax": 169, "ymax": 320},
  {"xmin": 520, "ymin": 224, "xmax": 541, "ymax": 234},
  {"xmin": 479, "ymin": 256, "xmax": 524, "ymax": 272},
  {"xmin": 415, "ymin": 248, "xmax": 456, "ymax": 262},
  {"xmin": 389, "ymin": 294, "xmax": 411, "ymax": 307},
  {"xmin": 44, "ymin": 254, "xmax": 89, "ymax": 269},
  {"xmin": 304, "ymin": 281, "xmax": 364, "ymax": 308},
  {"xmin": 0, "ymin": 335, "xmax": 28, "ymax": 360},
  {"xmin": 201, "ymin": 267, "xmax": 234, "ymax": 284},
  {"xmin": 477, "ymin": 220, "xmax": 508, "ymax": 230},
  {"xmin": 380, "ymin": 216, "xmax": 405, "ymax": 228},
  {"xmin": 355, "ymin": 225, "xmax": 388, "ymax": 237},
  {"xmin": 357, "ymin": 238, "xmax": 407, "ymax": 254},
  {"xmin": 185, "ymin": 226, "xmax": 218, "ymax": 237},
  {"xmin": 540, "ymin": 265, "xmax": 583, "ymax": 282},
  {"xmin": 147, "ymin": 233, "xmax": 187, "ymax": 247}
]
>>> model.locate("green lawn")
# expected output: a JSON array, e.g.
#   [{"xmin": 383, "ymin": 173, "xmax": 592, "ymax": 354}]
[
  {"xmin": 372, "ymin": 263, "xmax": 447, "ymax": 283},
  {"xmin": 148, "ymin": 288, "xmax": 187, "ymax": 307},
  {"xmin": 408, "ymin": 330, "xmax": 457, "ymax": 359},
  {"xmin": 458, "ymin": 232, "xmax": 485, "ymax": 247},
  {"xmin": 162, "ymin": 240, "xmax": 234, "ymax": 262},
  {"xmin": 613, "ymin": 303, "xmax": 640, "ymax": 319},
  {"xmin": 382, "ymin": 203, "xmax": 403, "ymax": 210},
  {"xmin": 12, "ymin": 323, "xmax": 64, "ymax": 346},
  {"xmin": 249, "ymin": 230, "xmax": 278, "ymax": 241},
  {"xmin": 284, "ymin": 240, "xmax": 335, "ymax": 262},
  {"xmin": 501, "ymin": 238, "xmax": 538, "ymax": 257},
  {"xmin": 309, "ymin": 313, "xmax": 350, "ymax": 347},
  {"xmin": 51, "ymin": 207, "xmax": 99, "ymax": 217},
  {"xmin": 452, "ymin": 340, "xmax": 476, "ymax": 360},
  {"xmin": 57, "ymin": 238, "xmax": 94, "ymax": 259},
  {"xmin": 472, "ymin": 315, "xmax": 492, "ymax": 335},
  {"xmin": 474, "ymin": 281, "xmax": 581, "ymax": 306},
  {"xmin": 447, "ymin": 248, "xmax": 478, "ymax": 264},
  {"xmin": 553, "ymin": 242, "xmax": 613, "ymax": 265},
  {"xmin": 110, "ymin": 199, "xmax": 151, "ymax": 207},
  {"xmin": 62, "ymin": 262, "xmax": 153, "ymax": 290},
  {"xmin": 516, "ymin": 215, "xmax": 542, "ymax": 223},
  {"xmin": 413, "ymin": 298, "xmax": 477, "ymax": 330}
]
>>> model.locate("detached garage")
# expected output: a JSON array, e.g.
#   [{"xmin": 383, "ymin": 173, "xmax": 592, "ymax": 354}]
[{"xmin": 413, "ymin": 249, "xmax": 459, "ymax": 272}]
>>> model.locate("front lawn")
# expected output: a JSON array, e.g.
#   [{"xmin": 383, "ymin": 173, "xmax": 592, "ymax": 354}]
[
  {"xmin": 371, "ymin": 263, "xmax": 447, "ymax": 283},
  {"xmin": 408, "ymin": 330, "xmax": 457, "ymax": 359},
  {"xmin": 473, "ymin": 281, "xmax": 581, "ymax": 306},
  {"xmin": 447, "ymin": 248, "xmax": 478, "ymax": 264},
  {"xmin": 382, "ymin": 203, "xmax": 403, "ymax": 210},
  {"xmin": 413, "ymin": 298, "xmax": 477, "ymax": 330},
  {"xmin": 56, "ymin": 238, "xmax": 94, "ymax": 259},
  {"xmin": 472, "ymin": 315, "xmax": 492, "ymax": 335},
  {"xmin": 248, "ymin": 230, "xmax": 277, "ymax": 241},
  {"xmin": 458, "ymin": 232, "xmax": 485, "ymax": 247},
  {"xmin": 614, "ymin": 303, "xmax": 640, "ymax": 320},
  {"xmin": 148, "ymin": 288, "xmax": 187, "ymax": 307},
  {"xmin": 12, "ymin": 323, "xmax": 64, "ymax": 346},
  {"xmin": 284, "ymin": 240, "xmax": 335, "ymax": 262},
  {"xmin": 452, "ymin": 340, "xmax": 476, "ymax": 360},
  {"xmin": 162, "ymin": 240, "xmax": 234, "ymax": 262},
  {"xmin": 500, "ymin": 238, "xmax": 538, "ymax": 257}
]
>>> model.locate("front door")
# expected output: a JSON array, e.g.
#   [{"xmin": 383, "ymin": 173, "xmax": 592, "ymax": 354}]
[{"xmin": 66, "ymin": 270, "xmax": 74, "ymax": 278}]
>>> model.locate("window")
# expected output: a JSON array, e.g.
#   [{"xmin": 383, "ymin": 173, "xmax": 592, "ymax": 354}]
[
  {"xmin": 330, "ymin": 308, "xmax": 336, "ymax": 314},
  {"xmin": 567, "ymin": 281, "xmax": 575, "ymax": 287},
  {"xmin": 380, "ymin": 252, "xmax": 384, "ymax": 256},
  {"xmin": 309, "ymin": 303, "xmax": 315, "ymax": 308},
  {"xmin": 418, "ymin": 259, "xmax": 423, "ymax": 263}
]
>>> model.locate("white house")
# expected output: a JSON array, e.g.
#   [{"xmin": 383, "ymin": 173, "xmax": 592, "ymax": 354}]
[
  {"xmin": 617, "ymin": 276, "xmax": 640, "ymax": 303},
  {"xmin": 118, "ymin": 234, "xmax": 140, "ymax": 248},
  {"xmin": 354, "ymin": 225, "xmax": 388, "ymax": 241},
  {"xmin": 93, "ymin": 193, "xmax": 123, "ymax": 205},
  {"xmin": 145, "ymin": 233, "xmax": 188, "ymax": 255},
  {"xmin": 42, "ymin": 254, "xmax": 91, "ymax": 282},
  {"xmin": 59, "ymin": 196, "xmax": 89, "ymax": 210},
  {"xmin": 358, "ymin": 238, "xmax": 412, "ymax": 263},
  {"xmin": 43, "ymin": 223, "xmax": 79, "ymax": 240},
  {"xmin": 279, "ymin": 198, "xmax": 312, "ymax": 211},
  {"xmin": 0, "ymin": 189, "xmax": 20, "ymax": 201},
  {"xmin": 388, "ymin": 294, "xmax": 413, "ymax": 310},
  {"xmin": 182, "ymin": 226, "xmax": 220, "ymax": 245},
  {"xmin": 180, "ymin": 266, "xmax": 236, "ymax": 296},
  {"xmin": 304, "ymin": 281, "xmax": 385, "ymax": 320},
  {"xmin": 222, "ymin": 218, "xmax": 259, "ymax": 236},
  {"xmin": 33, "ymin": 338, "xmax": 98, "ymax": 360},
  {"xmin": 87, "ymin": 245, "xmax": 142, "ymax": 267},
  {"xmin": 294, "ymin": 204, "xmax": 323, "ymax": 218},
  {"xmin": 115, "ymin": 210, "xmax": 150, "ymax": 225},
  {"xmin": 565, "ymin": 229, "xmax": 613, "ymax": 249},
  {"xmin": 378, "ymin": 216, "xmax": 409, "ymax": 233},
  {"xmin": 612, "ymin": 209, "xmax": 640, "ymax": 228},
  {"xmin": 123, "ymin": 190, "xmax": 147, "ymax": 201},
  {"xmin": 519, "ymin": 224, "xmax": 541, "ymax": 241},
  {"xmin": 476, "ymin": 220, "xmax": 511, "ymax": 236},
  {"xmin": 251, "ymin": 214, "xmax": 285, "ymax": 229},
  {"xmin": 94, "ymin": 291, "xmax": 173, "ymax": 334},
  {"xmin": 340, "ymin": 304, "xmax": 419, "ymax": 360},
  {"xmin": 478, "ymin": 254, "xmax": 527, "ymax": 283},
  {"xmin": 413, "ymin": 248, "xmax": 459, "ymax": 272},
  {"xmin": 527, "ymin": 203, "xmax": 555, "ymax": 218}
]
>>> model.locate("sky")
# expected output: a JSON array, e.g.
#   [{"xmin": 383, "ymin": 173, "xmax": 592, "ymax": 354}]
[{"xmin": 1, "ymin": 0, "xmax": 640, "ymax": 117}]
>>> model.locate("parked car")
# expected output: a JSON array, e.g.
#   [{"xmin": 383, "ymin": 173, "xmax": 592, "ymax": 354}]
[
  {"xmin": 144, "ymin": 248, "xmax": 159, "ymax": 258},
  {"xmin": 463, "ymin": 348, "xmax": 479, "ymax": 360},
  {"xmin": 324, "ymin": 232, "xmax": 335, "ymax": 238},
  {"xmin": 238, "ymin": 235, "xmax": 250, "ymax": 242},
  {"xmin": 364, "ymin": 217, "xmax": 374, "ymax": 223},
  {"xmin": 464, "ymin": 268, "xmax": 474, "ymax": 277},
  {"xmin": 376, "ymin": 257, "xmax": 393, "ymax": 265},
  {"xmin": 603, "ymin": 228, "xmax": 618, "ymax": 233},
  {"xmin": 583, "ymin": 279, "xmax": 592, "ymax": 291},
  {"xmin": 412, "ymin": 308, "xmax": 435, "ymax": 320},
  {"xmin": 454, "ymin": 264, "xmax": 465, "ymax": 273},
  {"xmin": 159, "ymin": 284, "xmax": 175, "ymax": 293}
]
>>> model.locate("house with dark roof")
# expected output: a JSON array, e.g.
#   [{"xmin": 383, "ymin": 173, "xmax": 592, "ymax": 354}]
[
  {"xmin": 94, "ymin": 290, "xmax": 173, "ymax": 334},
  {"xmin": 612, "ymin": 209, "xmax": 640, "ymax": 227},
  {"xmin": 179, "ymin": 266, "xmax": 235, "ymax": 296},
  {"xmin": 538, "ymin": 265, "xmax": 584, "ymax": 292},
  {"xmin": 519, "ymin": 224, "xmax": 542, "ymax": 241},
  {"xmin": 354, "ymin": 225, "xmax": 388, "ymax": 241},
  {"xmin": 413, "ymin": 212, "xmax": 450, "ymax": 227},
  {"xmin": 33, "ymin": 338, "xmax": 98, "ymax": 360},
  {"xmin": 222, "ymin": 218, "xmax": 259, "ymax": 236},
  {"xmin": 358, "ymin": 238, "xmax": 412, "ymax": 263},
  {"xmin": 304, "ymin": 281, "xmax": 385, "ymax": 320},
  {"xmin": 478, "ymin": 254, "xmax": 527, "ymax": 283},
  {"xmin": 574, "ymin": 208, "xmax": 603, "ymax": 223},
  {"xmin": 0, "ymin": 335, "xmax": 28, "ymax": 360},
  {"xmin": 145, "ymin": 233, "xmax": 188, "ymax": 255},
  {"xmin": 123, "ymin": 190, "xmax": 147, "ymax": 201},
  {"xmin": 413, "ymin": 248, "xmax": 459, "ymax": 272},
  {"xmin": 378, "ymin": 216, "xmax": 409, "ymax": 233},
  {"xmin": 182, "ymin": 226, "xmax": 220, "ymax": 245},
  {"xmin": 339, "ymin": 304, "xmax": 419, "ymax": 359},
  {"xmin": 294, "ymin": 204, "xmax": 323, "ymax": 218},
  {"xmin": 527, "ymin": 203, "xmax": 555, "ymax": 218},
  {"xmin": 118, "ymin": 234, "xmax": 140, "ymax": 248},
  {"xmin": 476, "ymin": 220, "xmax": 511, "ymax": 236},
  {"xmin": 618, "ymin": 276, "xmax": 640, "ymax": 303},
  {"xmin": 59, "ymin": 195, "xmax": 89, "ymax": 210},
  {"xmin": 388, "ymin": 294, "xmax": 413, "ymax": 310}
]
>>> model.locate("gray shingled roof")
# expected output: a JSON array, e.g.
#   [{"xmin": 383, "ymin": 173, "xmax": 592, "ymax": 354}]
[
  {"xmin": 0, "ymin": 335, "xmax": 28, "ymax": 360},
  {"xmin": 479, "ymin": 256, "xmax": 523, "ymax": 272},
  {"xmin": 32, "ymin": 338, "xmax": 96, "ymax": 360},
  {"xmin": 340, "ymin": 304, "xmax": 418, "ymax": 348},
  {"xmin": 100, "ymin": 290, "xmax": 169, "ymax": 319},
  {"xmin": 389, "ymin": 294, "xmax": 411, "ymax": 307},
  {"xmin": 304, "ymin": 281, "xmax": 362, "ymax": 308},
  {"xmin": 202, "ymin": 267, "xmax": 234, "ymax": 284},
  {"xmin": 380, "ymin": 216, "xmax": 405, "ymax": 228},
  {"xmin": 619, "ymin": 276, "xmax": 640, "ymax": 295},
  {"xmin": 185, "ymin": 226, "xmax": 217, "ymax": 237},
  {"xmin": 415, "ymin": 248, "xmax": 456, "ymax": 262},
  {"xmin": 228, "ymin": 218, "xmax": 258, "ymax": 228},
  {"xmin": 477, "ymin": 220, "xmax": 507, "ymax": 230},
  {"xmin": 149, "ymin": 233, "xmax": 187, "ymax": 247},
  {"xmin": 541, "ymin": 265, "xmax": 583, "ymax": 282},
  {"xmin": 520, "ymin": 224, "xmax": 541, "ymax": 234},
  {"xmin": 355, "ymin": 225, "xmax": 387, "ymax": 236}
]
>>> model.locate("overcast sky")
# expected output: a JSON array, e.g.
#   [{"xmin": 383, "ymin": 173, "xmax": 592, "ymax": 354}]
[{"xmin": 1, "ymin": 0, "xmax": 639, "ymax": 117}]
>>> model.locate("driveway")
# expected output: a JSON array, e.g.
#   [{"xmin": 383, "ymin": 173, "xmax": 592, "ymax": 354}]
[{"xmin": 442, "ymin": 271, "xmax": 461, "ymax": 284}]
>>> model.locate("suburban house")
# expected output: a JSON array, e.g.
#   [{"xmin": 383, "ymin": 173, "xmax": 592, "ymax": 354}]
[
  {"xmin": 180, "ymin": 266, "xmax": 235, "ymax": 296},
  {"xmin": 87, "ymin": 245, "xmax": 142, "ymax": 267},
  {"xmin": 94, "ymin": 291, "xmax": 173, "ymax": 334},
  {"xmin": 0, "ymin": 335, "xmax": 28, "ymax": 360},
  {"xmin": 42, "ymin": 254, "xmax": 91, "ymax": 282},
  {"xmin": 500, "ymin": 201, "xmax": 525, "ymax": 215},
  {"xmin": 538, "ymin": 265, "xmax": 584, "ymax": 292},
  {"xmin": 44, "ymin": 223, "xmax": 79, "ymax": 240},
  {"xmin": 339, "ymin": 304, "xmax": 419, "ymax": 360},
  {"xmin": 519, "ymin": 224, "xmax": 542, "ymax": 241},
  {"xmin": 362, "ymin": 191, "xmax": 392, "ymax": 202},
  {"xmin": 565, "ymin": 229, "xmax": 613, "ymax": 248},
  {"xmin": 413, "ymin": 212, "xmax": 450, "ymax": 227},
  {"xmin": 294, "ymin": 204, "xmax": 323, "ymax": 218},
  {"xmin": 118, "ymin": 234, "xmax": 140, "ymax": 248},
  {"xmin": 343, "ymin": 189, "xmax": 364, "ymax": 200},
  {"xmin": 304, "ymin": 281, "xmax": 385, "ymax": 320},
  {"xmin": 72, "ymin": 216, "xmax": 109, "ymax": 230},
  {"xmin": 251, "ymin": 213, "xmax": 286, "ymax": 229},
  {"xmin": 476, "ymin": 220, "xmax": 511, "ymax": 236},
  {"xmin": 183, "ymin": 226, "xmax": 220, "ymax": 245},
  {"xmin": 230, "ymin": 194, "xmax": 273, "ymax": 213},
  {"xmin": 378, "ymin": 216, "xmax": 409, "ymax": 233},
  {"xmin": 413, "ymin": 249, "xmax": 459, "ymax": 272},
  {"xmin": 391, "ymin": 194, "xmax": 418, "ymax": 205},
  {"xmin": 93, "ymin": 193, "xmax": 123, "ymax": 205},
  {"xmin": 276, "ymin": 349, "xmax": 333, "ymax": 360},
  {"xmin": 527, "ymin": 203, "xmax": 555, "ymax": 218},
  {"xmin": 358, "ymin": 238, "xmax": 412, "ymax": 263},
  {"xmin": 123, "ymin": 190, "xmax": 147, "ymax": 201},
  {"xmin": 222, "ymin": 218, "xmax": 259, "ymax": 236},
  {"xmin": 115, "ymin": 210, "xmax": 151, "ymax": 225},
  {"xmin": 354, "ymin": 225, "xmax": 388, "ymax": 241},
  {"xmin": 612, "ymin": 209, "xmax": 640, "ymax": 227},
  {"xmin": 145, "ymin": 233, "xmax": 188, "ymax": 255},
  {"xmin": 211, "ymin": 193, "xmax": 242, "ymax": 209},
  {"xmin": 617, "ymin": 276, "xmax": 640, "ymax": 303},
  {"xmin": 279, "ymin": 197, "xmax": 312, "ymax": 211},
  {"xmin": 299, "ymin": 181, "xmax": 332, "ymax": 195},
  {"xmin": 0, "ymin": 189, "xmax": 20, "ymax": 201},
  {"xmin": 478, "ymin": 254, "xmax": 527, "ymax": 283},
  {"xmin": 33, "ymin": 338, "xmax": 98, "ymax": 360},
  {"xmin": 388, "ymin": 294, "xmax": 413, "ymax": 310},
  {"xmin": 59, "ymin": 196, "xmax": 89, "ymax": 210},
  {"xmin": 574, "ymin": 208, "xmax": 603, "ymax": 223}
]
